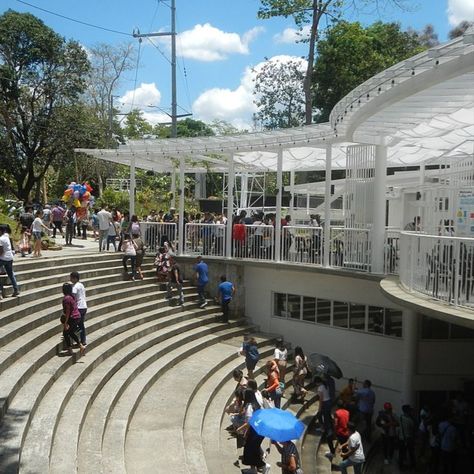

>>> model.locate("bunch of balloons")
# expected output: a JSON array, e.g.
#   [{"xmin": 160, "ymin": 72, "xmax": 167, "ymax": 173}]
[{"xmin": 62, "ymin": 182, "xmax": 94, "ymax": 209}]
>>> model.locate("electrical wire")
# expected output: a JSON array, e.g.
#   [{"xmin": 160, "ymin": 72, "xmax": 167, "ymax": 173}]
[
  {"xmin": 16, "ymin": 0, "xmax": 133, "ymax": 37},
  {"xmin": 148, "ymin": 0, "xmax": 161, "ymax": 32},
  {"xmin": 129, "ymin": 39, "xmax": 143, "ymax": 112},
  {"xmin": 145, "ymin": 36, "xmax": 173, "ymax": 65},
  {"xmin": 175, "ymin": 14, "xmax": 193, "ymax": 115}
]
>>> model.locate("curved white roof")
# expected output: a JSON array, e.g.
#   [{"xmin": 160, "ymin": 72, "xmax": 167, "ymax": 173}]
[{"xmin": 77, "ymin": 29, "xmax": 474, "ymax": 171}]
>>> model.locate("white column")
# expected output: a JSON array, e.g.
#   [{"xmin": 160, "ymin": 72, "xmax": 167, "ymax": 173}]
[
  {"xmin": 225, "ymin": 156, "xmax": 234, "ymax": 258},
  {"xmin": 289, "ymin": 170, "xmax": 295, "ymax": 213},
  {"xmin": 323, "ymin": 145, "xmax": 332, "ymax": 267},
  {"xmin": 178, "ymin": 156, "xmax": 185, "ymax": 255},
  {"xmin": 129, "ymin": 155, "xmax": 136, "ymax": 216},
  {"xmin": 401, "ymin": 308, "xmax": 419, "ymax": 407},
  {"xmin": 171, "ymin": 171, "xmax": 176, "ymax": 208},
  {"xmin": 239, "ymin": 172, "xmax": 248, "ymax": 211},
  {"xmin": 275, "ymin": 148, "xmax": 283, "ymax": 261},
  {"xmin": 372, "ymin": 144, "xmax": 388, "ymax": 273},
  {"xmin": 418, "ymin": 163, "xmax": 425, "ymax": 232}
]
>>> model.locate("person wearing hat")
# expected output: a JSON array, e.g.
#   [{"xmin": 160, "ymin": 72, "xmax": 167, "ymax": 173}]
[{"xmin": 375, "ymin": 401, "xmax": 399, "ymax": 465}]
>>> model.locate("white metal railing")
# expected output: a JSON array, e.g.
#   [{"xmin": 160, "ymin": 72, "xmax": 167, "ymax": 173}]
[
  {"xmin": 281, "ymin": 225, "xmax": 323, "ymax": 264},
  {"xmin": 140, "ymin": 222, "xmax": 177, "ymax": 254},
  {"xmin": 329, "ymin": 227, "xmax": 372, "ymax": 271},
  {"xmin": 233, "ymin": 224, "xmax": 274, "ymax": 261},
  {"xmin": 384, "ymin": 229, "xmax": 401, "ymax": 274},
  {"xmin": 184, "ymin": 223, "xmax": 226, "ymax": 257},
  {"xmin": 400, "ymin": 232, "xmax": 474, "ymax": 309}
]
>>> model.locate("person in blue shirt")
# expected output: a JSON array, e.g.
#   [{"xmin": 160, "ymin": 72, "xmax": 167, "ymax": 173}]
[
  {"xmin": 194, "ymin": 255, "xmax": 209, "ymax": 308},
  {"xmin": 217, "ymin": 275, "xmax": 235, "ymax": 322},
  {"xmin": 355, "ymin": 379, "xmax": 376, "ymax": 441}
]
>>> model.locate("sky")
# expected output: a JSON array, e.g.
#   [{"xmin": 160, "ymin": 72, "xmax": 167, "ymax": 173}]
[{"xmin": 2, "ymin": 0, "xmax": 474, "ymax": 130}]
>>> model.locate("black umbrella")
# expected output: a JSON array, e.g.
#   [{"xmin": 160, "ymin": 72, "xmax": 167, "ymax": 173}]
[{"xmin": 308, "ymin": 353, "xmax": 343, "ymax": 379}]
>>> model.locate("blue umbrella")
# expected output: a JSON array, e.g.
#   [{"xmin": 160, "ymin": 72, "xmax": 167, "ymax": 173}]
[{"xmin": 249, "ymin": 408, "xmax": 305, "ymax": 442}]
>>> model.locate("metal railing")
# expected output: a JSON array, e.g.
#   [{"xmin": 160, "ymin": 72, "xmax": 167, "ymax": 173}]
[
  {"xmin": 384, "ymin": 229, "xmax": 401, "ymax": 275},
  {"xmin": 232, "ymin": 224, "xmax": 275, "ymax": 261},
  {"xmin": 140, "ymin": 222, "xmax": 177, "ymax": 254},
  {"xmin": 329, "ymin": 227, "xmax": 372, "ymax": 272},
  {"xmin": 400, "ymin": 232, "xmax": 474, "ymax": 309},
  {"xmin": 184, "ymin": 223, "xmax": 226, "ymax": 257},
  {"xmin": 281, "ymin": 225, "xmax": 323, "ymax": 265}
]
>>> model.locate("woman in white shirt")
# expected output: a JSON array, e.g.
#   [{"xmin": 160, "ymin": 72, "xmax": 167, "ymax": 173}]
[
  {"xmin": 315, "ymin": 375, "xmax": 332, "ymax": 433},
  {"xmin": 122, "ymin": 234, "xmax": 138, "ymax": 280},
  {"xmin": 31, "ymin": 210, "xmax": 50, "ymax": 257},
  {"xmin": 293, "ymin": 346, "xmax": 308, "ymax": 402},
  {"xmin": 274, "ymin": 339, "xmax": 288, "ymax": 384}
]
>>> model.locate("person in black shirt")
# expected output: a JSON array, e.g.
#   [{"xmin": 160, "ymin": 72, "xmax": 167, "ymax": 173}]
[{"xmin": 166, "ymin": 256, "xmax": 184, "ymax": 305}]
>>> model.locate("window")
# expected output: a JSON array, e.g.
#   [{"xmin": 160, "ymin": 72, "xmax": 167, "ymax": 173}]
[
  {"xmin": 333, "ymin": 301, "xmax": 349, "ymax": 328},
  {"xmin": 368, "ymin": 306, "xmax": 384, "ymax": 334},
  {"xmin": 316, "ymin": 299, "xmax": 331, "ymax": 325},
  {"xmin": 287, "ymin": 294, "xmax": 301, "ymax": 320},
  {"xmin": 302, "ymin": 297, "xmax": 316, "ymax": 323},
  {"xmin": 274, "ymin": 293, "xmax": 286, "ymax": 317},
  {"xmin": 384, "ymin": 309, "xmax": 402, "ymax": 337},
  {"xmin": 349, "ymin": 304, "xmax": 366, "ymax": 331}
]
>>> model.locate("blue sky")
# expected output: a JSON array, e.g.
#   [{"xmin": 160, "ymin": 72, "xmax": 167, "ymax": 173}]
[{"xmin": 3, "ymin": 0, "xmax": 473, "ymax": 128}]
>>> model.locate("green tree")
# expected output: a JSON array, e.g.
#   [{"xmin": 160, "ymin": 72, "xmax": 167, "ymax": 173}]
[
  {"xmin": 253, "ymin": 57, "xmax": 306, "ymax": 129},
  {"xmin": 312, "ymin": 21, "xmax": 426, "ymax": 122},
  {"xmin": 0, "ymin": 10, "xmax": 90, "ymax": 202},
  {"xmin": 154, "ymin": 118, "xmax": 215, "ymax": 139},
  {"xmin": 123, "ymin": 109, "xmax": 153, "ymax": 139},
  {"xmin": 448, "ymin": 21, "xmax": 474, "ymax": 39}
]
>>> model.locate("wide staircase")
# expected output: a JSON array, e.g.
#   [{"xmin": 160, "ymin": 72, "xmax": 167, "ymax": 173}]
[{"xmin": 0, "ymin": 251, "xmax": 328, "ymax": 473}]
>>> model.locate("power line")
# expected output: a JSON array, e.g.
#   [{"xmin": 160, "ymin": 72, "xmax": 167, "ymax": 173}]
[
  {"xmin": 16, "ymin": 0, "xmax": 133, "ymax": 37},
  {"xmin": 145, "ymin": 36, "xmax": 173, "ymax": 65}
]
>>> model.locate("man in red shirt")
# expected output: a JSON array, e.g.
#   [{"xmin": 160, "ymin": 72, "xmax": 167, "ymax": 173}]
[{"xmin": 325, "ymin": 399, "xmax": 350, "ymax": 462}]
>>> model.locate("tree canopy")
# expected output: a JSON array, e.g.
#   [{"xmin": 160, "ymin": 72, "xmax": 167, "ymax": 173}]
[
  {"xmin": 0, "ymin": 10, "xmax": 90, "ymax": 202},
  {"xmin": 312, "ymin": 21, "xmax": 427, "ymax": 122}
]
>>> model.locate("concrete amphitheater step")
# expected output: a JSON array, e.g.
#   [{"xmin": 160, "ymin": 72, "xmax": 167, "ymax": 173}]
[
  {"xmin": 101, "ymin": 324, "xmax": 254, "ymax": 474},
  {"xmin": 0, "ymin": 292, "xmax": 201, "ymax": 473},
  {"xmin": 184, "ymin": 342, "xmax": 278, "ymax": 474},
  {"xmin": 21, "ymin": 306, "xmax": 223, "ymax": 474}
]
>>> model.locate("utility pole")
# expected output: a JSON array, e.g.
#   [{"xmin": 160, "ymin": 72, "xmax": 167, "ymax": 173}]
[{"xmin": 133, "ymin": 0, "xmax": 178, "ymax": 138}]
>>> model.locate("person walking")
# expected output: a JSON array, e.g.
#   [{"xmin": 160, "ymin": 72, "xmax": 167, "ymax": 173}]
[
  {"xmin": 314, "ymin": 376, "xmax": 332, "ymax": 434},
  {"xmin": 122, "ymin": 234, "xmax": 138, "ymax": 280},
  {"xmin": 273, "ymin": 440, "xmax": 302, "ymax": 474},
  {"xmin": 262, "ymin": 360, "xmax": 282, "ymax": 408},
  {"xmin": 106, "ymin": 220, "xmax": 118, "ymax": 251},
  {"xmin": 338, "ymin": 422, "xmax": 365, "ymax": 474},
  {"xmin": 166, "ymin": 255, "xmax": 184, "ymax": 305},
  {"xmin": 292, "ymin": 346, "xmax": 308, "ymax": 403},
  {"xmin": 398, "ymin": 404, "xmax": 416, "ymax": 470},
  {"xmin": 355, "ymin": 379, "xmax": 376, "ymax": 441},
  {"xmin": 194, "ymin": 255, "xmax": 209, "ymax": 308},
  {"xmin": 0, "ymin": 225, "xmax": 19, "ymax": 298},
  {"xmin": 240, "ymin": 335, "xmax": 259, "ymax": 379},
  {"xmin": 51, "ymin": 203, "xmax": 65, "ymax": 239},
  {"xmin": 70, "ymin": 271, "xmax": 87, "ymax": 346},
  {"xmin": 132, "ymin": 232, "xmax": 145, "ymax": 279},
  {"xmin": 31, "ymin": 210, "xmax": 50, "ymax": 257},
  {"xmin": 217, "ymin": 275, "xmax": 235, "ymax": 322},
  {"xmin": 61, "ymin": 283, "xmax": 86, "ymax": 356},
  {"xmin": 376, "ymin": 402, "xmax": 399, "ymax": 465},
  {"xmin": 325, "ymin": 399, "xmax": 350, "ymax": 461},
  {"xmin": 273, "ymin": 339, "xmax": 288, "ymax": 385},
  {"xmin": 97, "ymin": 206, "xmax": 112, "ymax": 252},
  {"xmin": 65, "ymin": 208, "xmax": 75, "ymax": 246}
]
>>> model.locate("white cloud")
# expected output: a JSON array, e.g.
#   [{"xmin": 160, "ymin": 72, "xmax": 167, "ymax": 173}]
[
  {"xmin": 192, "ymin": 55, "xmax": 307, "ymax": 129},
  {"xmin": 274, "ymin": 25, "xmax": 311, "ymax": 44},
  {"xmin": 176, "ymin": 23, "xmax": 264, "ymax": 61},
  {"xmin": 447, "ymin": 0, "xmax": 474, "ymax": 26},
  {"xmin": 119, "ymin": 82, "xmax": 162, "ymax": 112}
]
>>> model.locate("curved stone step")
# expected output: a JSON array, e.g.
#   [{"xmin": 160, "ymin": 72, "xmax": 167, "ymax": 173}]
[
  {"xmin": 101, "ymin": 324, "xmax": 251, "ymax": 474},
  {"xmin": 21, "ymin": 306, "xmax": 222, "ymax": 474},
  {"xmin": 0, "ymin": 294, "xmax": 201, "ymax": 472}
]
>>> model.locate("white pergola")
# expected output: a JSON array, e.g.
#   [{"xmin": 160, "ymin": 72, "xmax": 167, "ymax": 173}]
[{"xmin": 77, "ymin": 28, "xmax": 474, "ymax": 266}]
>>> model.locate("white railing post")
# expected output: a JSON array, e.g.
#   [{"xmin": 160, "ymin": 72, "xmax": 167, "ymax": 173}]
[
  {"xmin": 453, "ymin": 239, "xmax": 460, "ymax": 306},
  {"xmin": 275, "ymin": 148, "xmax": 283, "ymax": 262},
  {"xmin": 178, "ymin": 156, "xmax": 185, "ymax": 256},
  {"xmin": 225, "ymin": 155, "xmax": 234, "ymax": 259},
  {"xmin": 323, "ymin": 145, "xmax": 332, "ymax": 268},
  {"xmin": 372, "ymin": 143, "xmax": 387, "ymax": 273},
  {"xmin": 129, "ymin": 155, "xmax": 136, "ymax": 217}
]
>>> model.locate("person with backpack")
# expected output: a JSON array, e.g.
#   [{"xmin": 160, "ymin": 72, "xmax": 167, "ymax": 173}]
[
  {"xmin": 273, "ymin": 439, "xmax": 303, "ymax": 474},
  {"xmin": 166, "ymin": 255, "xmax": 184, "ymax": 305}
]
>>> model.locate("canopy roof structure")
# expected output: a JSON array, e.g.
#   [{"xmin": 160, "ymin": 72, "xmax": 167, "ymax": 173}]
[{"xmin": 77, "ymin": 29, "xmax": 474, "ymax": 172}]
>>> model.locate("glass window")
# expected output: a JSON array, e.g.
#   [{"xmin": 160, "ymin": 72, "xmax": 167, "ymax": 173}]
[
  {"xmin": 349, "ymin": 304, "xmax": 366, "ymax": 331},
  {"xmin": 333, "ymin": 301, "xmax": 348, "ymax": 328},
  {"xmin": 421, "ymin": 315, "xmax": 449, "ymax": 339},
  {"xmin": 273, "ymin": 293, "xmax": 287, "ymax": 317},
  {"xmin": 287, "ymin": 294, "xmax": 301, "ymax": 320},
  {"xmin": 384, "ymin": 309, "xmax": 402, "ymax": 337},
  {"xmin": 368, "ymin": 306, "xmax": 384, "ymax": 334},
  {"xmin": 316, "ymin": 299, "xmax": 331, "ymax": 325},
  {"xmin": 449, "ymin": 324, "xmax": 474, "ymax": 339},
  {"xmin": 302, "ymin": 297, "xmax": 316, "ymax": 323}
]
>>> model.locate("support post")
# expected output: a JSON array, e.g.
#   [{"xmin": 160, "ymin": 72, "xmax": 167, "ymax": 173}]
[
  {"xmin": 225, "ymin": 156, "xmax": 235, "ymax": 258},
  {"xmin": 129, "ymin": 155, "xmax": 136, "ymax": 216},
  {"xmin": 289, "ymin": 170, "xmax": 295, "ymax": 213},
  {"xmin": 401, "ymin": 308, "xmax": 419, "ymax": 407},
  {"xmin": 324, "ymin": 145, "xmax": 332, "ymax": 267},
  {"xmin": 171, "ymin": 171, "xmax": 176, "ymax": 208},
  {"xmin": 275, "ymin": 149, "xmax": 283, "ymax": 262},
  {"xmin": 372, "ymin": 144, "xmax": 388, "ymax": 273},
  {"xmin": 418, "ymin": 163, "xmax": 425, "ymax": 232},
  {"xmin": 178, "ymin": 156, "xmax": 185, "ymax": 255}
]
